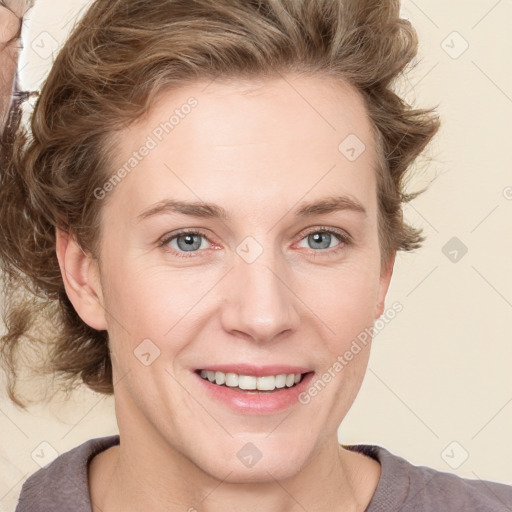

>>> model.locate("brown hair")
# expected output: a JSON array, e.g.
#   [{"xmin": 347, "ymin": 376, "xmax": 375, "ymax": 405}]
[{"xmin": 0, "ymin": 0, "xmax": 440, "ymax": 408}]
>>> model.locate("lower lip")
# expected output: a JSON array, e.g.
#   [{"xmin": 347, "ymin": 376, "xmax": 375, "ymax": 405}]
[{"xmin": 193, "ymin": 371, "xmax": 315, "ymax": 415}]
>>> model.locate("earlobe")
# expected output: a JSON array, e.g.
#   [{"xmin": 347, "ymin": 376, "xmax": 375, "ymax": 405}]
[{"xmin": 55, "ymin": 227, "xmax": 108, "ymax": 331}]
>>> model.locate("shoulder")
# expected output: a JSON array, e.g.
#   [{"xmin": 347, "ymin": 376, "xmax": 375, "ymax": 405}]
[
  {"xmin": 15, "ymin": 434, "xmax": 120, "ymax": 512},
  {"xmin": 343, "ymin": 443, "xmax": 512, "ymax": 512}
]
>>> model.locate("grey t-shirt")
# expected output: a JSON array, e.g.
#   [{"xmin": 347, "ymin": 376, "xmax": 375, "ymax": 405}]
[{"xmin": 15, "ymin": 434, "xmax": 512, "ymax": 511}]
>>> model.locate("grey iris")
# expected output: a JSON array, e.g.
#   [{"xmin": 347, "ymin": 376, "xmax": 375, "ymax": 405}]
[
  {"xmin": 309, "ymin": 232, "xmax": 331, "ymax": 250},
  {"xmin": 177, "ymin": 234, "xmax": 202, "ymax": 251}
]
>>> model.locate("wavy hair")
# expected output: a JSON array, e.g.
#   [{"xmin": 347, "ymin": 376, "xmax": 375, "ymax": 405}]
[{"xmin": 0, "ymin": 0, "xmax": 440, "ymax": 407}]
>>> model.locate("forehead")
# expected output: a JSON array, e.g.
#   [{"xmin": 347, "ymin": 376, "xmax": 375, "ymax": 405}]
[
  {"xmin": 143, "ymin": 74, "xmax": 375, "ymax": 150},
  {"xmin": 105, "ymin": 74, "xmax": 378, "ymax": 221}
]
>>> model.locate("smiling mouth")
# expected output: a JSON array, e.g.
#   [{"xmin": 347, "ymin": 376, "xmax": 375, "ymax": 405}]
[{"xmin": 196, "ymin": 369, "xmax": 312, "ymax": 393}]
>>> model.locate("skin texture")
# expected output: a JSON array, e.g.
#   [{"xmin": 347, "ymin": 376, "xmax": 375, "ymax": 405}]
[
  {"xmin": 56, "ymin": 75, "xmax": 395, "ymax": 511},
  {"xmin": 0, "ymin": 1, "xmax": 33, "ymax": 131}
]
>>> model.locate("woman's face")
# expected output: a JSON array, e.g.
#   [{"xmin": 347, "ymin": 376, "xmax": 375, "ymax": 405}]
[{"xmin": 85, "ymin": 75, "xmax": 394, "ymax": 481}]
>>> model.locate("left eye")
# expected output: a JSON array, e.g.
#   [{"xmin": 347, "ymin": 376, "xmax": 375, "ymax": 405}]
[{"xmin": 297, "ymin": 229, "xmax": 344, "ymax": 251}]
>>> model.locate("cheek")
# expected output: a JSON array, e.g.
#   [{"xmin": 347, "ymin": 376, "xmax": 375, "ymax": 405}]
[
  {"xmin": 100, "ymin": 257, "xmax": 219, "ymax": 355},
  {"xmin": 300, "ymin": 260, "xmax": 381, "ymax": 332},
  {"xmin": 304, "ymin": 265, "xmax": 379, "ymax": 408}
]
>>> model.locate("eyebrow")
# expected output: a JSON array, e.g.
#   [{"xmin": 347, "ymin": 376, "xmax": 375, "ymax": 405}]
[{"xmin": 136, "ymin": 194, "xmax": 367, "ymax": 222}]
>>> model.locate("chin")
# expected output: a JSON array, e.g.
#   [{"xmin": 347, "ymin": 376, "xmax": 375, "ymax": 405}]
[{"xmin": 191, "ymin": 435, "xmax": 314, "ymax": 484}]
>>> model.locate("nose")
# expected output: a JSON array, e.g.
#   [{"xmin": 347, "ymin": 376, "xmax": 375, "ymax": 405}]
[{"xmin": 219, "ymin": 251, "xmax": 301, "ymax": 344}]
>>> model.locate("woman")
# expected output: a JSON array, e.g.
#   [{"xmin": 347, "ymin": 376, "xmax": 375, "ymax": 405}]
[{"xmin": 1, "ymin": 0, "xmax": 511, "ymax": 510}]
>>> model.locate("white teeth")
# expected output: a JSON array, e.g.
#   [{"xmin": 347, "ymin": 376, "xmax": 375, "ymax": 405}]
[
  {"xmin": 285, "ymin": 374, "xmax": 295, "ymax": 387},
  {"xmin": 199, "ymin": 370, "xmax": 304, "ymax": 391},
  {"xmin": 225, "ymin": 372, "xmax": 239, "ymax": 387},
  {"xmin": 275, "ymin": 374, "xmax": 286, "ymax": 388},
  {"xmin": 257, "ymin": 375, "xmax": 276, "ymax": 390},
  {"xmin": 238, "ymin": 375, "xmax": 257, "ymax": 390}
]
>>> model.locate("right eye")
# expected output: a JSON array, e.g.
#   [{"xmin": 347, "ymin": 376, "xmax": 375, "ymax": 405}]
[{"xmin": 158, "ymin": 229, "xmax": 214, "ymax": 258}]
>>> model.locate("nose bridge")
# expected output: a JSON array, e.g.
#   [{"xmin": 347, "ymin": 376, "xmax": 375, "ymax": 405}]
[{"xmin": 220, "ymin": 239, "xmax": 299, "ymax": 341}]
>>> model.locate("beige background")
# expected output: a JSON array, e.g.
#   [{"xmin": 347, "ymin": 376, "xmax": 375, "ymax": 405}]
[{"xmin": 1, "ymin": 0, "xmax": 511, "ymax": 510}]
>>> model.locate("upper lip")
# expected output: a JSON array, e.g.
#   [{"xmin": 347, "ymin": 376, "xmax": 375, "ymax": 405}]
[{"xmin": 195, "ymin": 364, "xmax": 312, "ymax": 377}]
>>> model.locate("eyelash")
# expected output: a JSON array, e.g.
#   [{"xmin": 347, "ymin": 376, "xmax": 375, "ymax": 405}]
[{"xmin": 157, "ymin": 226, "xmax": 353, "ymax": 259}]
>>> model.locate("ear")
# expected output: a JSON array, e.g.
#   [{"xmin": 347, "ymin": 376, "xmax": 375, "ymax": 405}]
[
  {"xmin": 374, "ymin": 251, "xmax": 396, "ymax": 319},
  {"xmin": 55, "ymin": 227, "xmax": 108, "ymax": 331}
]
